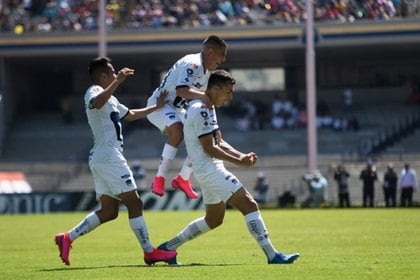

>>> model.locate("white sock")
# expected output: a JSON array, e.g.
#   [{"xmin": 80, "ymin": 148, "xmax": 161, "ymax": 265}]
[
  {"xmin": 165, "ymin": 217, "xmax": 210, "ymax": 250},
  {"xmin": 178, "ymin": 156, "xmax": 193, "ymax": 180},
  {"xmin": 129, "ymin": 216, "xmax": 154, "ymax": 253},
  {"xmin": 245, "ymin": 211, "xmax": 277, "ymax": 260},
  {"xmin": 156, "ymin": 144, "xmax": 177, "ymax": 178},
  {"xmin": 68, "ymin": 212, "xmax": 101, "ymax": 242}
]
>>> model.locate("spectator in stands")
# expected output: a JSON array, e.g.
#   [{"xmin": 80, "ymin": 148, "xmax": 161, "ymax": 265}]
[
  {"xmin": 0, "ymin": 0, "xmax": 415, "ymax": 34},
  {"xmin": 342, "ymin": 87, "xmax": 353, "ymax": 111},
  {"xmin": 398, "ymin": 163, "xmax": 417, "ymax": 207},
  {"xmin": 253, "ymin": 171, "xmax": 270, "ymax": 205},
  {"xmin": 347, "ymin": 114, "xmax": 360, "ymax": 131},
  {"xmin": 54, "ymin": 57, "xmax": 176, "ymax": 266},
  {"xmin": 278, "ymin": 190, "xmax": 296, "ymax": 208},
  {"xmin": 359, "ymin": 160, "xmax": 378, "ymax": 207},
  {"xmin": 316, "ymin": 99, "xmax": 333, "ymax": 129},
  {"xmin": 301, "ymin": 170, "xmax": 328, "ymax": 208},
  {"xmin": 333, "ymin": 164, "xmax": 351, "ymax": 207},
  {"xmin": 383, "ymin": 162, "xmax": 398, "ymax": 207}
]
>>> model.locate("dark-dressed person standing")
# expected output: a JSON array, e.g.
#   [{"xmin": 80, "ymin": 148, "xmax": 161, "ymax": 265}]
[
  {"xmin": 359, "ymin": 161, "xmax": 378, "ymax": 207},
  {"xmin": 333, "ymin": 164, "xmax": 351, "ymax": 207},
  {"xmin": 383, "ymin": 163, "xmax": 398, "ymax": 207},
  {"xmin": 398, "ymin": 163, "xmax": 418, "ymax": 207}
]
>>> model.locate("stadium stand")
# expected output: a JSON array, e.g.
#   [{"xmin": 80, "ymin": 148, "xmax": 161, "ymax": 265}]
[{"xmin": 1, "ymin": 0, "xmax": 419, "ymax": 34}]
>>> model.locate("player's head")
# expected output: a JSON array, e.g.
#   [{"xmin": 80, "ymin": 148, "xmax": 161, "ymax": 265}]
[
  {"xmin": 88, "ymin": 57, "xmax": 116, "ymax": 86},
  {"xmin": 202, "ymin": 35, "xmax": 227, "ymax": 71},
  {"xmin": 207, "ymin": 69, "xmax": 235, "ymax": 107}
]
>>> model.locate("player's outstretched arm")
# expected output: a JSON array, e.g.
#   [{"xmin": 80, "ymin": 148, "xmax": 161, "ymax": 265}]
[{"xmin": 124, "ymin": 91, "xmax": 168, "ymax": 122}]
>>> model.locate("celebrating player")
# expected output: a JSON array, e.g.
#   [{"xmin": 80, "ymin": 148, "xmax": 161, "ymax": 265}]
[
  {"xmin": 54, "ymin": 57, "xmax": 176, "ymax": 266},
  {"xmin": 146, "ymin": 35, "xmax": 228, "ymax": 199},
  {"xmin": 157, "ymin": 70, "xmax": 300, "ymax": 265}
]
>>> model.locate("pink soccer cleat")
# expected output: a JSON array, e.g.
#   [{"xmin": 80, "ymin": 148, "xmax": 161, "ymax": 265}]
[
  {"xmin": 144, "ymin": 248, "xmax": 177, "ymax": 266},
  {"xmin": 151, "ymin": 176, "xmax": 165, "ymax": 197},
  {"xmin": 171, "ymin": 175, "xmax": 199, "ymax": 199},
  {"xmin": 54, "ymin": 232, "xmax": 72, "ymax": 265}
]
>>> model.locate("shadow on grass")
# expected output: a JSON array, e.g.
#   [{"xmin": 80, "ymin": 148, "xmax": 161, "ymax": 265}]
[{"xmin": 39, "ymin": 263, "xmax": 241, "ymax": 272}]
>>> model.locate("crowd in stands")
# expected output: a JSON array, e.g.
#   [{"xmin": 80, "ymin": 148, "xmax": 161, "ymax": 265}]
[
  {"xmin": 0, "ymin": 0, "xmax": 419, "ymax": 34},
  {"xmin": 222, "ymin": 93, "xmax": 360, "ymax": 132}
]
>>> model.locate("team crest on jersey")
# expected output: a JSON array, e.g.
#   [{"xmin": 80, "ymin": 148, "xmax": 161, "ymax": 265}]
[
  {"xmin": 125, "ymin": 179, "xmax": 133, "ymax": 187},
  {"xmin": 187, "ymin": 68, "xmax": 194, "ymax": 77}
]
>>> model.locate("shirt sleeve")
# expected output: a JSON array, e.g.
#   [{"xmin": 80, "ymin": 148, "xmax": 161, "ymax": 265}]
[
  {"xmin": 192, "ymin": 105, "xmax": 213, "ymax": 138},
  {"xmin": 84, "ymin": 85, "xmax": 102, "ymax": 109},
  {"xmin": 176, "ymin": 60, "xmax": 200, "ymax": 89},
  {"xmin": 117, "ymin": 102, "xmax": 129, "ymax": 119}
]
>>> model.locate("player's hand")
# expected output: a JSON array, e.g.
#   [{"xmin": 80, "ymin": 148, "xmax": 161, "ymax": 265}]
[
  {"xmin": 200, "ymin": 94, "xmax": 213, "ymax": 108},
  {"xmin": 156, "ymin": 90, "xmax": 168, "ymax": 109},
  {"xmin": 239, "ymin": 152, "xmax": 258, "ymax": 167},
  {"xmin": 116, "ymin": 67, "xmax": 134, "ymax": 83}
]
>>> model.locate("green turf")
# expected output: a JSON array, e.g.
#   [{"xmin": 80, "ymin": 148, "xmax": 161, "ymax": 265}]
[{"xmin": 1, "ymin": 209, "xmax": 419, "ymax": 280}]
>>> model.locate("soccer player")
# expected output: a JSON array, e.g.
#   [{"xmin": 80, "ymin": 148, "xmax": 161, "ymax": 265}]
[
  {"xmin": 158, "ymin": 70, "xmax": 300, "ymax": 265},
  {"xmin": 54, "ymin": 57, "xmax": 176, "ymax": 266},
  {"xmin": 146, "ymin": 35, "xmax": 228, "ymax": 199}
]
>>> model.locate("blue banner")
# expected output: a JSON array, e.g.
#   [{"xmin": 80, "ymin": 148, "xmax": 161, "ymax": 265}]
[{"xmin": 0, "ymin": 190, "xmax": 204, "ymax": 214}]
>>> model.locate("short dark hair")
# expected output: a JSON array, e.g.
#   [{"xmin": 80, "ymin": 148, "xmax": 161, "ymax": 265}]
[
  {"xmin": 208, "ymin": 69, "xmax": 235, "ymax": 89},
  {"xmin": 203, "ymin": 35, "xmax": 227, "ymax": 49},
  {"xmin": 88, "ymin": 57, "xmax": 111, "ymax": 82}
]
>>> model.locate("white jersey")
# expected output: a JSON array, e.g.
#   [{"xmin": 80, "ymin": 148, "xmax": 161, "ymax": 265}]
[
  {"xmin": 84, "ymin": 85, "xmax": 129, "ymax": 163},
  {"xmin": 150, "ymin": 52, "xmax": 211, "ymax": 110},
  {"xmin": 183, "ymin": 99, "xmax": 223, "ymax": 175}
]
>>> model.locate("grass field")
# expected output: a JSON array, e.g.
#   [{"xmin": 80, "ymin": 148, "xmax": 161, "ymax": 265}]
[{"xmin": 1, "ymin": 209, "xmax": 419, "ymax": 280}]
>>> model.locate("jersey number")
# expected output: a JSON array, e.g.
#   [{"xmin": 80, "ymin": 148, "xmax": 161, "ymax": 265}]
[
  {"xmin": 110, "ymin": 111, "xmax": 123, "ymax": 141},
  {"xmin": 172, "ymin": 96, "xmax": 187, "ymax": 109}
]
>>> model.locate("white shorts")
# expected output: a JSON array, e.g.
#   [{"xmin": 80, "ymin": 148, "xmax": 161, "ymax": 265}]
[
  {"xmin": 147, "ymin": 96, "xmax": 184, "ymax": 132},
  {"xmin": 89, "ymin": 160, "xmax": 137, "ymax": 200},
  {"xmin": 194, "ymin": 163, "xmax": 243, "ymax": 205}
]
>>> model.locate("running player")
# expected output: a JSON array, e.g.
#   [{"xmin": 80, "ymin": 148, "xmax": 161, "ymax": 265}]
[
  {"xmin": 146, "ymin": 35, "xmax": 228, "ymax": 199},
  {"xmin": 157, "ymin": 70, "xmax": 300, "ymax": 265},
  {"xmin": 54, "ymin": 57, "xmax": 176, "ymax": 266}
]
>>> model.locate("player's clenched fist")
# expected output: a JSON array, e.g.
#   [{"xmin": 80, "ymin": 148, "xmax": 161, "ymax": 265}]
[
  {"xmin": 240, "ymin": 152, "xmax": 258, "ymax": 167},
  {"xmin": 116, "ymin": 67, "xmax": 135, "ymax": 83}
]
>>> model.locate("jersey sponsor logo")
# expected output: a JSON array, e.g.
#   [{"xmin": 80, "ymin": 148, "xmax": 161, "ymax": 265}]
[
  {"xmin": 165, "ymin": 112, "xmax": 177, "ymax": 119},
  {"xmin": 193, "ymin": 82, "xmax": 203, "ymax": 89},
  {"xmin": 200, "ymin": 111, "xmax": 209, "ymax": 118},
  {"xmin": 125, "ymin": 179, "xmax": 133, "ymax": 187}
]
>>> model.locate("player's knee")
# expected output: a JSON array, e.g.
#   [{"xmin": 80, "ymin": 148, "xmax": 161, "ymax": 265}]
[
  {"xmin": 98, "ymin": 210, "xmax": 118, "ymax": 223},
  {"xmin": 169, "ymin": 127, "xmax": 184, "ymax": 142},
  {"xmin": 206, "ymin": 217, "xmax": 224, "ymax": 229}
]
